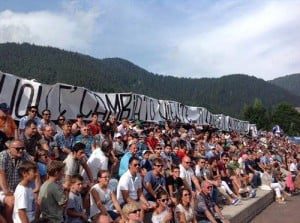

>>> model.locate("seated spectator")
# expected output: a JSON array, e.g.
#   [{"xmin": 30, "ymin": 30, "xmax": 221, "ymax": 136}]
[
  {"xmin": 143, "ymin": 158, "xmax": 166, "ymax": 201},
  {"xmin": 195, "ymin": 181, "xmax": 229, "ymax": 223},
  {"xmin": 21, "ymin": 120, "xmax": 45, "ymax": 157},
  {"xmin": 117, "ymin": 157, "xmax": 152, "ymax": 209},
  {"xmin": 72, "ymin": 114, "xmax": 85, "ymax": 137},
  {"xmin": 261, "ymin": 165, "xmax": 287, "ymax": 204},
  {"xmin": 175, "ymin": 188, "xmax": 196, "ymax": 223},
  {"xmin": 41, "ymin": 125, "xmax": 58, "ymax": 159},
  {"xmin": 152, "ymin": 191, "xmax": 173, "ymax": 223},
  {"xmin": 38, "ymin": 160, "xmax": 68, "ymax": 223},
  {"xmin": 66, "ymin": 174, "xmax": 88, "ymax": 222},
  {"xmin": 180, "ymin": 156, "xmax": 201, "ymax": 192},
  {"xmin": 75, "ymin": 126, "xmax": 94, "ymax": 157},
  {"xmin": 0, "ymin": 103, "xmax": 17, "ymax": 139},
  {"xmin": 166, "ymin": 165, "xmax": 184, "ymax": 204},
  {"xmin": 13, "ymin": 161, "xmax": 37, "ymax": 223},
  {"xmin": 140, "ymin": 150, "xmax": 152, "ymax": 173},
  {"xmin": 55, "ymin": 115, "xmax": 65, "ymax": 134},
  {"xmin": 87, "ymin": 112, "xmax": 102, "ymax": 136},
  {"xmin": 0, "ymin": 139, "xmax": 38, "ymax": 223},
  {"xmin": 63, "ymin": 142, "xmax": 93, "ymax": 186},
  {"xmin": 122, "ymin": 202, "xmax": 143, "ymax": 223},
  {"xmin": 39, "ymin": 109, "xmax": 56, "ymax": 134},
  {"xmin": 113, "ymin": 132, "xmax": 125, "ymax": 158},
  {"xmin": 35, "ymin": 149, "xmax": 50, "ymax": 182},
  {"xmin": 54, "ymin": 120, "xmax": 74, "ymax": 160},
  {"xmin": 18, "ymin": 105, "xmax": 41, "ymax": 139},
  {"xmin": 118, "ymin": 140, "xmax": 138, "ymax": 177},
  {"xmin": 90, "ymin": 170, "xmax": 123, "ymax": 222},
  {"xmin": 82, "ymin": 140, "xmax": 109, "ymax": 181}
]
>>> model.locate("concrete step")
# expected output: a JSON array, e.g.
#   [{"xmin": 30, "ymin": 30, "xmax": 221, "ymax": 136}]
[{"xmin": 222, "ymin": 189, "xmax": 274, "ymax": 223}]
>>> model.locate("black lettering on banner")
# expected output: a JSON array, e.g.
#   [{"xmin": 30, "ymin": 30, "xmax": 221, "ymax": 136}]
[
  {"xmin": 143, "ymin": 96, "xmax": 148, "ymax": 120},
  {"xmin": 158, "ymin": 100, "xmax": 167, "ymax": 120},
  {"xmin": 35, "ymin": 85, "xmax": 43, "ymax": 109},
  {"xmin": 168, "ymin": 102, "xmax": 176, "ymax": 121},
  {"xmin": 132, "ymin": 94, "xmax": 142, "ymax": 120},
  {"xmin": 10, "ymin": 78, "xmax": 20, "ymax": 116},
  {"xmin": 58, "ymin": 84, "xmax": 74, "ymax": 116},
  {"xmin": 198, "ymin": 108, "xmax": 204, "ymax": 124},
  {"xmin": 80, "ymin": 90, "xmax": 93, "ymax": 117},
  {"xmin": 105, "ymin": 94, "xmax": 121, "ymax": 120},
  {"xmin": 15, "ymin": 83, "xmax": 35, "ymax": 118},
  {"xmin": 177, "ymin": 104, "xmax": 184, "ymax": 122},
  {"xmin": 45, "ymin": 86, "xmax": 54, "ymax": 109},
  {"xmin": 149, "ymin": 98, "xmax": 155, "ymax": 120},
  {"xmin": 119, "ymin": 93, "xmax": 132, "ymax": 120},
  {"xmin": 0, "ymin": 73, "xmax": 6, "ymax": 94},
  {"xmin": 185, "ymin": 106, "xmax": 190, "ymax": 123},
  {"xmin": 93, "ymin": 93, "xmax": 109, "ymax": 121}
]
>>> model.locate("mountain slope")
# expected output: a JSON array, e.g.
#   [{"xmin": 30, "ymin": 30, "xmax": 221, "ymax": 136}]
[
  {"xmin": 270, "ymin": 74, "xmax": 300, "ymax": 97},
  {"xmin": 0, "ymin": 42, "xmax": 300, "ymax": 118}
]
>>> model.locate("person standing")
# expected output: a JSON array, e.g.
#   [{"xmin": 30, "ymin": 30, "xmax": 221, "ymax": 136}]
[{"xmin": 38, "ymin": 160, "xmax": 68, "ymax": 223}]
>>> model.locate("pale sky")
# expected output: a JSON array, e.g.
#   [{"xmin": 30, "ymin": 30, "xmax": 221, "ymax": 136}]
[{"xmin": 1, "ymin": 0, "xmax": 300, "ymax": 80}]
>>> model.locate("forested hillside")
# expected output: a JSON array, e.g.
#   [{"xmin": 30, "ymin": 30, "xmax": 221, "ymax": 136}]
[
  {"xmin": 270, "ymin": 74, "xmax": 300, "ymax": 97},
  {"xmin": 1, "ymin": 42, "xmax": 299, "ymax": 118}
]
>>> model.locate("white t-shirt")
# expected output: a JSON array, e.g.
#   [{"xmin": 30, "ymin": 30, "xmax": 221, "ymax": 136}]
[
  {"xmin": 179, "ymin": 164, "xmax": 195, "ymax": 189},
  {"xmin": 90, "ymin": 184, "xmax": 113, "ymax": 218},
  {"xmin": 13, "ymin": 184, "xmax": 35, "ymax": 223},
  {"xmin": 117, "ymin": 170, "xmax": 142, "ymax": 204},
  {"xmin": 175, "ymin": 204, "xmax": 194, "ymax": 223},
  {"xmin": 82, "ymin": 148, "xmax": 108, "ymax": 180},
  {"xmin": 152, "ymin": 208, "xmax": 170, "ymax": 223}
]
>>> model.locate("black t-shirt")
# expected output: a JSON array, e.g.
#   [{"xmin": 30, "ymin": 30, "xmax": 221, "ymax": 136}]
[{"xmin": 166, "ymin": 175, "xmax": 184, "ymax": 196}]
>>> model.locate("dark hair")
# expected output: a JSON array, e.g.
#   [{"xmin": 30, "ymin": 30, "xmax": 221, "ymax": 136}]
[
  {"xmin": 27, "ymin": 105, "xmax": 38, "ymax": 111},
  {"xmin": 34, "ymin": 149, "xmax": 48, "ymax": 162},
  {"xmin": 97, "ymin": 169, "xmax": 109, "ymax": 178},
  {"xmin": 18, "ymin": 161, "xmax": 37, "ymax": 178},
  {"xmin": 156, "ymin": 190, "xmax": 168, "ymax": 201},
  {"xmin": 129, "ymin": 156, "xmax": 139, "ymax": 165},
  {"xmin": 42, "ymin": 109, "xmax": 51, "ymax": 115},
  {"xmin": 101, "ymin": 140, "xmax": 112, "ymax": 154},
  {"xmin": 47, "ymin": 160, "xmax": 65, "ymax": 176},
  {"xmin": 92, "ymin": 112, "xmax": 99, "ymax": 117},
  {"xmin": 177, "ymin": 188, "xmax": 191, "ymax": 204},
  {"xmin": 171, "ymin": 164, "xmax": 180, "ymax": 171},
  {"xmin": 72, "ymin": 142, "xmax": 85, "ymax": 152},
  {"xmin": 153, "ymin": 158, "xmax": 163, "ymax": 166},
  {"xmin": 64, "ymin": 120, "xmax": 73, "ymax": 126},
  {"xmin": 25, "ymin": 119, "xmax": 37, "ymax": 128},
  {"xmin": 70, "ymin": 174, "xmax": 84, "ymax": 184}
]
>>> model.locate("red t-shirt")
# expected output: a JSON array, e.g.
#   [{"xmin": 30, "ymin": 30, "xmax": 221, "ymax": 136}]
[{"xmin": 87, "ymin": 123, "xmax": 101, "ymax": 136}]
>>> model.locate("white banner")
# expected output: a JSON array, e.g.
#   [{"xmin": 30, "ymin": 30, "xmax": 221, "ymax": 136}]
[{"xmin": 0, "ymin": 71, "xmax": 253, "ymax": 134}]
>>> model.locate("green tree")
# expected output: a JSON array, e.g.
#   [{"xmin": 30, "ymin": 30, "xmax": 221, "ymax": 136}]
[
  {"xmin": 271, "ymin": 103, "xmax": 300, "ymax": 136},
  {"xmin": 243, "ymin": 98, "xmax": 270, "ymax": 130}
]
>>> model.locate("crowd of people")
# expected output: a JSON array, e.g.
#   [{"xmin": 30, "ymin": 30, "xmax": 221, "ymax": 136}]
[{"xmin": 0, "ymin": 103, "xmax": 299, "ymax": 223}]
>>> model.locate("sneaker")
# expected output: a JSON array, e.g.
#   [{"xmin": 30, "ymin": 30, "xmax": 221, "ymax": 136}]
[
  {"xmin": 249, "ymin": 189, "xmax": 256, "ymax": 198},
  {"xmin": 232, "ymin": 198, "xmax": 241, "ymax": 205}
]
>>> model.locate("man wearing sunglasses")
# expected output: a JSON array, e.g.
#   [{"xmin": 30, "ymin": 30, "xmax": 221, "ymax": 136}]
[
  {"xmin": 195, "ymin": 181, "xmax": 229, "ymax": 223},
  {"xmin": 180, "ymin": 156, "xmax": 202, "ymax": 192},
  {"xmin": 0, "ymin": 139, "xmax": 38, "ymax": 223},
  {"xmin": 117, "ymin": 156, "xmax": 151, "ymax": 210},
  {"xmin": 143, "ymin": 158, "xmax": 167, "ymax": 201},
  {"xmin": 18, "ymin": 105, "xmax": 41, "ymax": 139}
]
